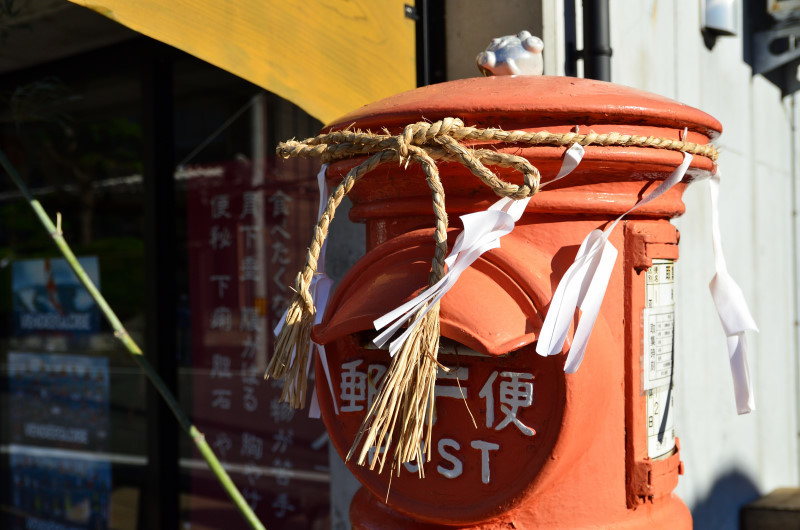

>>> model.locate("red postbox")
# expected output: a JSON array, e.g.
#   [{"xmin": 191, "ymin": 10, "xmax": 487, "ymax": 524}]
[{"xmin": 309, "ymin": 75, "xmax": 720, "ymax": 528}]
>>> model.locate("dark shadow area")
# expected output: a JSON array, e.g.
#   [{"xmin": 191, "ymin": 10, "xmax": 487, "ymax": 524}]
[
  {"xmin": 549, "ymin": 243, "xmax": 582, "ymax": 296},
  {"xmin": 702, "ymin": 28, "xmax": 719, "ymax": 51},
  {"xmin": 690, "ymin": 469, "xmax": 760, "ymax": 530}
]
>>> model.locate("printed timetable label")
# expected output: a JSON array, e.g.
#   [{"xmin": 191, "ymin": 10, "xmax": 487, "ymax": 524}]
[
  {"xmin": 642, "ymin": 306, "xmax": 674, "ymax": 391},
  {"xmin": 643, "ymin": 259, "xmax": 675, "ymax": 391},
  {"xmin": 644, "ymin": 259, "xmax": 676, "ymax": 459}
]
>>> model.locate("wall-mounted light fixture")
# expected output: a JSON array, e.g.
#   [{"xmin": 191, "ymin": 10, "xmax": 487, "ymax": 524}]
[{"xmin": 702, "ymin": 0, "xmax": 738, "ymax": 37}]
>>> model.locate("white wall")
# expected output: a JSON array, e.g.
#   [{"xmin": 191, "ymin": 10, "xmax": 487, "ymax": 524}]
[{"xmin": 610, "ymin": 1, "xmax": 798, "ymax": 527}]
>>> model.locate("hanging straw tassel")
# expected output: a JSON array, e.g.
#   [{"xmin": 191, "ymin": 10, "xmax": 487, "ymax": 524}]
[
  {"xmin": 349, "ymin": 303, "xmax": 441, "ymax": 475},
  {"xmin": 273, "ymin": 165, "xmax": 337, "ymax": 415},
  {"xmin": 348, "ymin": 147, "xmax": 448, "ymax": 476},
  {"xmin": 265, "ymin": 150, "xmax": 397, "ymax": 407},
  {"xmin": 270, "ymin": 271, "xmax": 315, "ymax": 407}
]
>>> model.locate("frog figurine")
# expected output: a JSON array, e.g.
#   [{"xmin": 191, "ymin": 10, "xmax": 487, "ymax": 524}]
[{"xmin": 476, "ymin": 30, "xmax": 544, "ymax": 76}]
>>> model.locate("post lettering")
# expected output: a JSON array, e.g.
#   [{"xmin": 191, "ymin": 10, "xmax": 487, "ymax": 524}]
[{"xmin": 470, "ymin": 440, "xmax": 500, "ymax": 484}]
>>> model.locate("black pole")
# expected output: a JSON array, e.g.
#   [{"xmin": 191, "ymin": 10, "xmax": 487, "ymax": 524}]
[
  {"xmin": 140, "ymin": 40, "xmax": 178, "ymax": 530},
  {"xmin": 565, "ymin": 0, "xmax": 579, "ymax": 77},
  {"xmin": 582, "ymin": 0, "xmax": 612, "ymax": 81},
  {"xmin": 414, "ymin": 0, "xmax": 447, "ymax": 86}
]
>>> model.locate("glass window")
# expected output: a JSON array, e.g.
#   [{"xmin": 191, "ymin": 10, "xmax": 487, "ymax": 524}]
[
  {"xmin": 174, "ymin": 57, "xmax": 330, "ymax": 529},
  {"xmin": 0, "ymin": 7, "xmax": 332, "ymax": 529},
  {"xmin": 0, "ymin": 58, "xmax": 147, "ymax": 530}
]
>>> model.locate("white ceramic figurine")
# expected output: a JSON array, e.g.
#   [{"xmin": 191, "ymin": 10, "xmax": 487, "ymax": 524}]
[{"xmin": 476, "ymin": 30, "xmax": 544, "ymax": 76}]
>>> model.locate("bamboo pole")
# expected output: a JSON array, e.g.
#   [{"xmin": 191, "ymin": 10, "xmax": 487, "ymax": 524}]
[{"xmin": 0, "ymin": 150, "xmax": 266, "ymax": 530}]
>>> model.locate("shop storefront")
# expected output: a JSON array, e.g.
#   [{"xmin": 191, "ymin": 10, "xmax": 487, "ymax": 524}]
[{"xmin": 0, "ymin": 2, "xmax": 418, "ymax": 527}]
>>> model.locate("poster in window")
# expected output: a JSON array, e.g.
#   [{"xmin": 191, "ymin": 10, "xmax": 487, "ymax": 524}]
[
  {"xmin": 186, "ymin": 159, "xmax": 330, "ymax": 529},
  {"xmin": 7, "ymin": 352, "xmax": 112, "ymax": 529},
  {"xmin": 12, "ymin": 257, "xmax": 100, "ymax": 335}
]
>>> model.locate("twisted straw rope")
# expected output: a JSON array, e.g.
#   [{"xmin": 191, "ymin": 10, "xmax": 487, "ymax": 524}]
[
  {"xmin": 273, "ymin": 116, "xmax": 717, "ymax": 315},
  {"xmin": 347, "ymin": 147, "xmax": 447, "ymax": 474},
  {"xmin": 278, "ymin": 117, "xmax": 719, "ymax": 164},
  {"xmin": 268, "ymin": 117, "xmax": 718, "ymax": 472}
]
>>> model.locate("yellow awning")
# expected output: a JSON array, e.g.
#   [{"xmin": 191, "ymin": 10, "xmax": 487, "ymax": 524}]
[{"xmin": 68, "ymin": 0, "xmax": 416, "ymax": 124}]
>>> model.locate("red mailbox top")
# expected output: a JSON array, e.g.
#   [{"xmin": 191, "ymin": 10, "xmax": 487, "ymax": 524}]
[
  {"xmin": 324, "ymin": 76, "xmax": 721, "ymax": 226},
  {"xmin": 327, "ymin": 75, "xmax": 721, "ymax": 140}
]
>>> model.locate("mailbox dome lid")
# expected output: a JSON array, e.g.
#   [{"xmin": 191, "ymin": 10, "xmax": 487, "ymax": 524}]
[
  {"xmin": 326, "ymin": 75, "xmax": 721, "ymax": 140},
  {"xmin": 312, "ymin": 230, "xmax": 550, "ymax": 356}
]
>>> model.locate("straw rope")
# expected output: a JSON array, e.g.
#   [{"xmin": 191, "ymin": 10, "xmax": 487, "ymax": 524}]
[
  {"xmin": 277, "ymin": 118, "xmax": 719, "ymax": 163},
  {"xmin": 347, "ymin": 147, "xmax": 447, "ymax": 475},
  {"xmin": 265, "ymin": 149, "xmax": 396, "ymax": 408},
  {"xmin": 266, "ymin": 117, "xmax": 718, "ymax": 475}
]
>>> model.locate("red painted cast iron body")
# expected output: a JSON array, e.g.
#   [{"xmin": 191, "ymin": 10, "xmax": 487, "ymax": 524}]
[{"xmin": 311, "ymin": 76, "xmax": 721, "ymax": 528}]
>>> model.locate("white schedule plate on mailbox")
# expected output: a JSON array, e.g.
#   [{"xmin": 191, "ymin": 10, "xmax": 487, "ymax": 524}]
[{"xmin": 644, "ymin": 259, "xmax": 676, "ymax": 459}]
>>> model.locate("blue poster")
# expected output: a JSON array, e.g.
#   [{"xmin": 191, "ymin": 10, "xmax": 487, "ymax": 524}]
[
  {"xmin": 8, "ymin": 352, "xmax": 111, "ymax": 529},
  {"xmin": 12, "ymin": 257, "xmax": 100, "ymax": 335},
  {"xmin": 10, "ymin": 451, "xmax": 111, "ymax": 530}
]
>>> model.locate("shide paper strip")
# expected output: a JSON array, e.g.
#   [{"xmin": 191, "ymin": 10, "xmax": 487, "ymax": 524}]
[
  {"xmin": 708, "ymin": 170, "xmax": 758, "ymax": 414},
  {"xmin": 373, "ymin": 143, "xmax": 586, "ymax": 355},
  {"xmin": 540, "ymin": 142, "xmax": 585, "ymax": 189},
  {"xmin": 536, "ymin": 152, "xmax": 694, "ymax": 373},
  {"xmin": 306, "ymin": 273, "xmax": 335, "ymax": 418},
  {"xmin": 274, "ymin": 165, "xmax": 338, "ymax": 418}
]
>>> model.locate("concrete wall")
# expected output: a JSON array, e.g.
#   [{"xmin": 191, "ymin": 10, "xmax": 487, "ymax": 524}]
[
  {"xmin": 609, "ymin": 1, "xmax": 798, "ymax": 527},
  {"xmin": 326, "ymin": 198, "xmax": 365, "ymax": 530}
]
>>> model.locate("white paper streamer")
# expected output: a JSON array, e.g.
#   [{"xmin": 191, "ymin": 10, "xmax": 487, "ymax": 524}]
[
  {"xmin": 373, "ymin": 143, "xmax": 586, "ymax": 355},
  {"xmin": 274, "ymin": 164, "xmax": 338, "ymax": 417},
  {"xmin": 708, "ymin": 170, "xmax": 758, "ymax": 414},
  {"xmin": 307, "ymin": 273, "xmax": 336, "ymax": 418},
  {"xmin": 541, "ymin": 142, "xmax": 585, "ymax": 188},
  {"xmin": 537, "ymin": 152, "xmax": 693, "ymax": 373}
]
